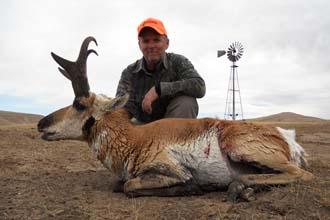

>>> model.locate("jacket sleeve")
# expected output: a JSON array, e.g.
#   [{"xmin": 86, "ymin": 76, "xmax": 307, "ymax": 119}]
[
  {"xmin": 160, "ymin": 55, "xmax": 206, "ymax": 98},
  {"xmin": 116, "ymin": 68, "xmax": 137, "ymax": 118}
]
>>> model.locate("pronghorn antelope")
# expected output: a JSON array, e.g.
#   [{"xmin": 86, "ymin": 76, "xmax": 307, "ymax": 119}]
[{"xmin": 38, "ymin": 37, "xmax": 313, "ymax": 202}]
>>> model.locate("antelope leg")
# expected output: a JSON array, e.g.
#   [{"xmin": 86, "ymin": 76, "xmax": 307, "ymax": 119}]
[
  {"xmin": 123, "ymin": 174, "xmax": 202, "ymax": 197},
  {"xmin": 227, "ymin": 163, "xmax": 313, "ymax": 202},
  {"xmin": 237, "ymin": 163, "xmax": 314, "ymax": 186}
]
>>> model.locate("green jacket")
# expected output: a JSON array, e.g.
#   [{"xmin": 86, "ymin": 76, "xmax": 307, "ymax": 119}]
[{"xmin": 116, "ymin": 52, "xmax": 206, "ymax": 123}]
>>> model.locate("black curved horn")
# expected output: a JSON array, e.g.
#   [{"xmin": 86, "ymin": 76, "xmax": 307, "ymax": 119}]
[{"xmin": 51, "ymin": 36, "xmax": 98, "ymax": 97}]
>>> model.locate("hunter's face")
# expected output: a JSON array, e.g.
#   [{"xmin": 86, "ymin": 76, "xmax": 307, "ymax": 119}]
[{"xmin": 138, "ymin": 28, "xmax": 169, "ymax": 65}]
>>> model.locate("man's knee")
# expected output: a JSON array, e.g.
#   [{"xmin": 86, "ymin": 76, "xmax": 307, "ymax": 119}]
[{"xmin": 165, "ymin": 96, "xmax": 199, "ymax": 118}]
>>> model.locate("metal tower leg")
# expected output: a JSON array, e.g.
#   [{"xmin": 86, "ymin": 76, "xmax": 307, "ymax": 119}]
[{"xmin": 224, "ymin": 63, "xmax": 244, "ymax": 120}]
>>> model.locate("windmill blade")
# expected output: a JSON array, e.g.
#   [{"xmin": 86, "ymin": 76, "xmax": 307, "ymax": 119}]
[{"xmin": 227, "ymin": 41, "xmax": 244, "ymax": 62}]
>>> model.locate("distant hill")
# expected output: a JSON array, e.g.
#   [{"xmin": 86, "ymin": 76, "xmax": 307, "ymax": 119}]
[
  {"xmin": 0, "ymin": 110, "xmax": 326, "ymax": 125},
  {"xmin": 0, "ymin": 110, "xmax": 43, "ymax": 125},
  {"xmin": 250, "ymin": 112, "xmax": 327, "ymax": 123}
]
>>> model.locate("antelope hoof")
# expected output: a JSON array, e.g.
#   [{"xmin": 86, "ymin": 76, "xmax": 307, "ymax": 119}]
[
  {"xmin": 125, "ymin": 190, "xmax": 140, "ymax": 198},
  {"xmin": 227, "ymin": 180, "xmax": 246, "ymax": 203},
  {"xmin": 241, "ymin": 187, "xmax": 256, "ymax": 202},
  {"xmin": 112, "ymin": 181, "xmax": 124, "ymax": 193}
]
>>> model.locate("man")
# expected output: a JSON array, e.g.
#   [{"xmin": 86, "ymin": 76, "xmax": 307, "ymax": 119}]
[{"xmin": 116, "ymin": 18, "xmax": 206, "ymax": 124}]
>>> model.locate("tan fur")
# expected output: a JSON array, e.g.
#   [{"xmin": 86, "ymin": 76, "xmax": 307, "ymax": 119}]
[
  {"xmin": 87, "ymin": 109, "xmax": 216, "ymax": 176},
  {"xmin": 218, "ymin": 120, "xmax": 291, "ymax": 166}
]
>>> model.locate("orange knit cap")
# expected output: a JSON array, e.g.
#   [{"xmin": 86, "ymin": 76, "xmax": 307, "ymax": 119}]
[{"xmin": 137, "ymin": 18, "xmax": 167, "ymax": 37}]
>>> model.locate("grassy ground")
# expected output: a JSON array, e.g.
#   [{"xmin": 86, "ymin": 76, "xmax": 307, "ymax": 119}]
[{"xmin": 0, "ymin": 122, "xmax": 329, "ymax": 220}]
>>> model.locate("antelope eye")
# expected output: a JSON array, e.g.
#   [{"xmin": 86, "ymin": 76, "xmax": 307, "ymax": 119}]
[{"xmin": 73, "ymin": 100, "xmax": 87, "ymax": 111}]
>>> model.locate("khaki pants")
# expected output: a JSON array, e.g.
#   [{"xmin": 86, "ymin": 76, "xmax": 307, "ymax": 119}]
[
  {"xmin": 164, "ymin": 96, "xmax": 198, "ymax": 119},
  {"xmin": 131, "ymin": 96, "xmax": 199, "ymax": 125}
]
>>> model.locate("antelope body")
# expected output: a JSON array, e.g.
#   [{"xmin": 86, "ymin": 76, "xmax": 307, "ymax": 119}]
[{"xmin": 38, "ymin": 37, "xmax": 313, "ymax": 201}]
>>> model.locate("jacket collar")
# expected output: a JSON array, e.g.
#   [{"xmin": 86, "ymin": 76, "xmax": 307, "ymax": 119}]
[{"xmin": 132, "ymin": 53, "xmax": 169, "ymax": 74}]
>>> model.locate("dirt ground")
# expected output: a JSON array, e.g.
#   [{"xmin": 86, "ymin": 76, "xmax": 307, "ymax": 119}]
[{"xmin": 0, "ymin": 122, "xmax": 330, "ymax": 220}]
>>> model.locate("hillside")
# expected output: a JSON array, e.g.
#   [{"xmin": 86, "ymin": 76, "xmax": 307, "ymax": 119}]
[
  {"xmin": 0, "ymin": 112, "xmax": 330, "ymax": 219},
  {"xmin": 1, "ymin": 110, "xmax": 327, "ymax": 125},
  {"xmin": 250, "ymin": 112, "xmax": 327, "ymax": 123},
  {"xmin": 0, "ymin": 110, "xmax": 43, "ymax": 125}
]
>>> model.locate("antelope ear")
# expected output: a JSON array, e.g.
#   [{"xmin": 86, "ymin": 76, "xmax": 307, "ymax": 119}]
[
  {"xmin": 93, "ymin": 94, "xmax": 129, "ymax": 120},
  {"xmin": 104, "ymin": 94, "xmax": 129, "ymax": 111}
]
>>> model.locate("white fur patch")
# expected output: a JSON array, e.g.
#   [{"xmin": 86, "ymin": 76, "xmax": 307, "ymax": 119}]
[
  {"xmin": 276, "ymin": 127, "xmax": 306, "ymax": 167},
  {"xmin": 168, "ymin": 128, "xmax": 232, "ymax": 188},
  {"xmin": 91, "ymin": 130, "xmax": 115, "ymax": 172},
  {"xmin": 91, "ymin": 130, "xmax": 108, "ymax": 154},
  {"xmin": 102, "ymin": 155, "xmax": 113, "ymax": 170}
]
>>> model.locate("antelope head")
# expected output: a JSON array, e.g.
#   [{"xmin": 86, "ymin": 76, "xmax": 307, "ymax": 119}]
[{"xmin": 38, "ymin": 37, "xmax": 128, "ymax": 141}]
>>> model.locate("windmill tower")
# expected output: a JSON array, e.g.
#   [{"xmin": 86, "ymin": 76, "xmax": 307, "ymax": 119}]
[{"xmin": 224, "ymin": 42, "xmax": 244, "ymax": 120}]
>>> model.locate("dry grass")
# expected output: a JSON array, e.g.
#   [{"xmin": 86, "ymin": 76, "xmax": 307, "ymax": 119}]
[{"xmin": 0, "ymin": 120, "xmax": 330, "ymax": 220}]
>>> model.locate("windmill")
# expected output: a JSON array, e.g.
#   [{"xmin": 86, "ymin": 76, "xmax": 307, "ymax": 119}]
[{"xmin": 218, "ymin": 42, "xmax": 244, "ymax": 120}]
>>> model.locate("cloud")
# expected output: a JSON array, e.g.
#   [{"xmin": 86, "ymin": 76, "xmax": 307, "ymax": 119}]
[{"xmin": 0, "ymin": 0, "xmax": 329, "ymax": 119}]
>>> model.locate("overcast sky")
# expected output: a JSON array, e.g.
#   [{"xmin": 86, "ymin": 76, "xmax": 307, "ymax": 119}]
[{"xmin": 1, "ymin": 0, "xmax": 329, "ymax": 119}]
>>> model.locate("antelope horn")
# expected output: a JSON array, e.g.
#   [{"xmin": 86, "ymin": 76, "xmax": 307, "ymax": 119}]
[
  {"xmin": 51, "ymin": 52, "xmax": 74, "ymax": 80},
  {"xmin": 51, "ymin": 36, "xmax": 98, "ymax": 98},
  {"xmin": 77, "ymin": 37, "xmax": 98, "ymax": 62},
  {"xmin": 57, "ymin": 67, "xmax": 71, "ymax": 80}
]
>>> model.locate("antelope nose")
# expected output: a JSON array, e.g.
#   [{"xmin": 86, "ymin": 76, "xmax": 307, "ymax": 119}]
[
  {"xmin": 37, "ymin": 114, "xmax": 54, "ymax": 132},
  {"xmin": 37, "ymin": 119, "xmax": 45, "ymax": 132}
]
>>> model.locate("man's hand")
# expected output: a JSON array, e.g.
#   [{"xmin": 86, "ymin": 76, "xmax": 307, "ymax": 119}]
[{"xmin": 142, "ymin": 86, "xmax": 159, "ymax": 114}]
